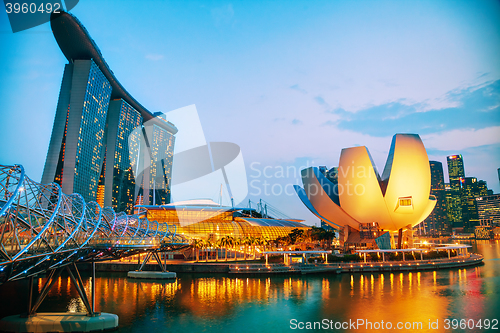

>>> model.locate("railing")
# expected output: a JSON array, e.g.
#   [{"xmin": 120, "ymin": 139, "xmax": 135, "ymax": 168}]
[
  {"xmin": 228, "ymin": 254, "xmax": 483, "ymax": 274},
  {"xmin": 0, "ymin": 164, "xmax": 189, "ymax": 284}
]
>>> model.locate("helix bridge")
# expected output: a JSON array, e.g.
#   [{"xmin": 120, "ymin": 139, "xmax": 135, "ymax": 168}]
[{"xmin": 0, "ymin": 164, "xmax": 189, "ymax": 297}]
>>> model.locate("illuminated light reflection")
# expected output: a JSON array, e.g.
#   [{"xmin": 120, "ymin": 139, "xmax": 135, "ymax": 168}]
[
  {"xmin": 399, "ymin": 273, "xmax": 404, "ymax": 294},
  {"xmin": 322, "ymin": 279, "xmax": 330, "ymax": 299},
  {"xmin": 57, "ymin": 276, "xmax": 62, "ymax": 294},
  {"xmin": 370, "ymin": 274, "xmax": 374, "ymax": 294},
  {"xmin": 390, "ymin": 273, "xmax": 394, "ymax": 294}
]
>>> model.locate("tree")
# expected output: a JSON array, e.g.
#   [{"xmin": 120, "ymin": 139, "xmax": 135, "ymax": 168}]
[
  {"xmin": 289, "ymin": 228, "xmax": 305, "ymax": 245},
  {"xmin": 242, "ymin": 237, "xmax": 250, "ymax": 260},
  {"xmin": 233, "ymin": 237, "xmax": 241, "ymax": 260},
  {"xmin": 220, "ymin": 236, "xmax": 234, "ymax": 261},
  {"xmin": 309, "ymin": 226, "xmax": 336, "ymax": 249},
  {"xmin": 204, "ymin": 239, "xmax": 212, "ymax": 262},
  {"xmin": 248, "ymin": 236, "xmax": 258, "ymax": 259},
  {"xmin": 192, "ymin": 239, "xmax": 203, "ymax": 262}
]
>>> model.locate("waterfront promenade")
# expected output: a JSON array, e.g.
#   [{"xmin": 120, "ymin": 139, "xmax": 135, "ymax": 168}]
[{"xmin": 87, "ymin": 252, "xmax": 483, "ymax": 275}]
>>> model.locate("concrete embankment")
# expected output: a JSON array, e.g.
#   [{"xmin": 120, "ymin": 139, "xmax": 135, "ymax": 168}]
[
  {"xmin": 80, "ymin": 254, "xmax": 483, "ymax": 275},
  {"xmin": 80, "ymin": 262, "xmax": 232, "ymax": 273}
]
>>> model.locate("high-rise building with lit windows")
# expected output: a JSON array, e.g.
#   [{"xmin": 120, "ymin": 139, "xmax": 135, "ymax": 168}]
[
  {"xmin": 103, "ymin": 99, "xmax": 143, "ymax": 212},
  {"xmin": 477, "ymin": 194, "xmax": 500, "ymax": 225},
  {"xmin": 447, "ymin": 155, "xmax": 465, "ymax": 191},
  {"xmin": 446, "ymin": 155, "xmax": 465, "ymax": 229},
  {"xmin": 42, "ymin": 10, "xmax": 177, "ymax": 213},
  {"xmin": 424, "ymin": 161, "xmax": 448, "ymax": 234},
  {"xmin": 445, "ymin": 183, "xmax": 462, "ymax": 228},
  {"xmin": 460, "ymin": 177, "xmax": 489, "ymax": 232},
  {"xmin": 136, "ymin": 119, "xmax": 175, "ymax": 206},
  {"xmin": 42, "ymin": 60, "xmax": 112, "ymax": 203}
]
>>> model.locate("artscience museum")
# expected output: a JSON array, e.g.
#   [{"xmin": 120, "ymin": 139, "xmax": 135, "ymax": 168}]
[{"xmin": 295, "ymin": 134, "xmax": 436, "ymax": 249}]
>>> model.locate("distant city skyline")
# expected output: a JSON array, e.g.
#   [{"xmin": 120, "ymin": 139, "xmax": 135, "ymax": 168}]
[{"xmin": 0, "ymin": 0, "xmax": 499, "ymax": 225}]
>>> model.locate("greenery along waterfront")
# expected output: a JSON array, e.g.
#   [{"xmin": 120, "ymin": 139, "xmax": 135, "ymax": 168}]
[{"xmin": 189, "ymin": 227, "xmax": 336, "ymax": 262}]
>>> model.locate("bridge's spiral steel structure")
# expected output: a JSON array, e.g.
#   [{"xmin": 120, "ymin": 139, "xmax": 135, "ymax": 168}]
[{"xmin": 0, "ymin": 165, "xmax": 188, "ymax": 285}]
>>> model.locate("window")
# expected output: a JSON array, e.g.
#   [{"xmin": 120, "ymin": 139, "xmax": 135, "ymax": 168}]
[{"xmin": 399, "ymin": 197, "xmax": 412, "ymax": 206}]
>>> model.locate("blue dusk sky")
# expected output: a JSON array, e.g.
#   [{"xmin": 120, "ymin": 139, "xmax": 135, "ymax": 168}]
[{"xmin": 0, "ymin": 0, "xmax": 499, "ymax": 225}]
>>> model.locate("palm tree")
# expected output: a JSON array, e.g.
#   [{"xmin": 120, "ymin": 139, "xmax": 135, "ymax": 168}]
[
  {"xmin": 214, "ymin": 239, "xmax": 222, "ymax": 261},
  {"xmin": 324, "ymin": 230, "xmax": 336, "ymax": 250},
  {"xmin": 227, "ymin": 236, "xmax": 235, "ymax": 260},
  {"xmin": 258, "ymin": 237, "xmax": 270, "ymax": 258},
  {"xmin": 242, "ymin": 236, "xmax": 252, "ymax": 260},
  {"xmin": 192, "ymin": 239, "xmax": 203, "ymax": 262},
  {"xmin": 220, "ymin": 236, "xmax": 233, "ymax": 261},
  {"xmin": 204, "ymin": 239, "xmax": 212, "ymax": 262},
  {"xmin": 233, "ymin": 237, "xmax": 241, "ymax": 260},
  {"xmin": 248, "ymin": 236, "xmax": 258, "ymax": 260}
]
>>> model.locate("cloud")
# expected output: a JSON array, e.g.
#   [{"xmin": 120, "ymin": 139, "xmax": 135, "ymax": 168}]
[
  {"xmin": 422, "ymin": 126, "xmax": 500, "ymax": 151},
  {"xmin": 335, "ymin": 80, "xmax": 500, "ymax": 137},
  {"xmin": 291, "ymin": 119, "xmax": 303, "ymax": 125},
  {"xmin": 315, "ymin": 96, "xmax": 327, "ymax": 106},
  {"xmin": 321, "ymin": 120, "xmax": 337, "ymax": 126},
  {"xmin": 290, "ymin": 84, "xmax": 307, "ymax": 94},
  {"xmin": 145, "ymin": 54, "xmax": 164, "ymax": 61}
]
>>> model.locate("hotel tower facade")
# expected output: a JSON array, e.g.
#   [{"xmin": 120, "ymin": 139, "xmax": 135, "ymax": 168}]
[{"xmin": 42, "ymin": 11, "xmax": 177, "ymax": 213}]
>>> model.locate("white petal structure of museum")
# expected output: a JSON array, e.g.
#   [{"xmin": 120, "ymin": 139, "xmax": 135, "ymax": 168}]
[{"xmin": 295, "ymin": 134, "xmax": 436, "ymax": 232}]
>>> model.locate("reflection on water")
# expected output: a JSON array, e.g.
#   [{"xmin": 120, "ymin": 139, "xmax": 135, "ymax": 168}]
[{"xmin": 0, "ymin": 241, "xmax": 499, "ymax": 332}]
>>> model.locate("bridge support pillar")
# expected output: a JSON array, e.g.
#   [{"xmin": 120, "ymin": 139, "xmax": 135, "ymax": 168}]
[
  {"xmin": 128, "ymin": 250, "xmax": 176, "ymax": 279},
  {"xmin": 0, "ymin": 265, "xmax": 119, "ymax": 332},
  {"xmin": 91, "ymin": 261, "xmax": 96, "ymax": 314},
  {"xmin": 26, "ymin": 276, "xmax": 34, "ymax": 317}
]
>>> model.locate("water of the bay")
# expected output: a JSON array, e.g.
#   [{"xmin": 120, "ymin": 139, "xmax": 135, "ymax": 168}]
[{"xmin": 1, "ymin": 241, "xmax": 499, "ymax": 332}]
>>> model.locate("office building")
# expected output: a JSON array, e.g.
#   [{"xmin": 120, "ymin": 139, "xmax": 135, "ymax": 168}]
[
  {"xmin": 445, "ymin": 183, "xmax": 463, "ymax": 228},
  {"xmin": 476, "ymin": 194, "xmax": 500, "ymax": 225},
  {"xmin": 461, "ymin": 177, "xmax": 489, "ymax": 232},
  {"xmin": 446, "ymin": 155, "xmax": 465, "ymax": 229},
  {"xmin": 447, "ymin": 155, "xmax": 465, "ymax": 191},
  {"xmin": 424, "ymin": 161, "xmax": 448, "ymax": 234}
]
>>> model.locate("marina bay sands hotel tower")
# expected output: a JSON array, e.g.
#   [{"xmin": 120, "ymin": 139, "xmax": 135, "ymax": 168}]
[{"xmin": 42, "ymin": 11, "xmax": 177, "ymax": 213}]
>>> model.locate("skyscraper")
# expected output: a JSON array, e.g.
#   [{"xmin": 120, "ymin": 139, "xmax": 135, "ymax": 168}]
[
  {"xmin": 42, "ymin": 60, "xmax": 112, "ymax": 203},
  {"xmin": 476, "ymin": 194, "xmax": 500, "ymax": 225},
  {"xmin": 103, "ymin": 99, "xmax": 143, "ymax": 212},
  {"xmin": 447, "ymin": 155, "xmax": 465, "ymax": 191},
  {"xmin": 445, "ymin": 183, "xmax": 462, "ymax": 228},
  {"xmin": 424, "ymin": 161, "xmax": 448, "ymax": 234},
  {"xmin": 135, "ymin": 116, "xmax": 176, "ymax": 206},
  {"xmin": 460, "ymin": 177, "xmax": 489, "ymax": 232},
  {"xmin": 446, "ymin": 155, "xmax": 465, "ymax": 229},
  {"xmin": 42, "ymin": 11, "xmax": 177, "ymax": 213}
]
